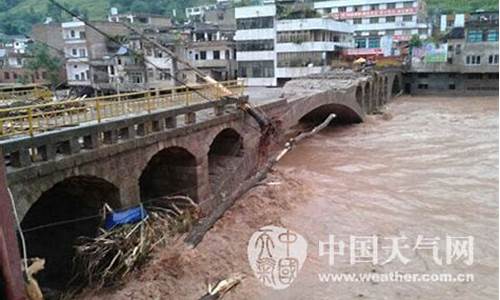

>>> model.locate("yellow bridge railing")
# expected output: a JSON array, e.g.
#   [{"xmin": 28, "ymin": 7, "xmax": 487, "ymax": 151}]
[
  {"xmin": 0, "ymin": 80, "xmax": 245, "ymax": 138},
  {"xmin": 0, "ymin": 84, "xmax": 52, "ymax": 102}
]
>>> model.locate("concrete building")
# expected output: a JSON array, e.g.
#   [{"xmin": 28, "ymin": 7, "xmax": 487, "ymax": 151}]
[
  {"xmin": 235, "ymin": 4, "xmax": 354, "ymax": 86},
  {"xmin": 188, "ymin": 23, "xmax": 237, "ymax": 81},
  {"xmin": 186, "ymin": 4, "xmax": 218, "ymax": 20},
  {"xmin": 314, "ymin": 0, "xmax": 429, "ymax": 57},
  {"xmin": 107, "ymin": 9, "xmax": 172, "ymax": 27},
  {"xmin": 408, "ymin": 11, "xmax": 499, "ymax": 95},
  {"xmin": 61, "ymin": 19, "xmax": 191, "ymax": 93},
  {"xmin": 61, "ymin": 20, "xmax": 132, "ymax": 92},
  {"xmin": 439, "ymin": 13, "xmax": 466, "ymax": 32}
]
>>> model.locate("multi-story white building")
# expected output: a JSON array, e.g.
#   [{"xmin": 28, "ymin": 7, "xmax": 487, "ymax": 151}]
[
  {"xmin": 235, "ymin": 4, "xmax": 354, "ymax": 86},
  {"xmin": 62, "ymin": 20, "xmax": 91, "ymax": 87},
  {"xmin": 314, "ymin": 0, "xmax": 429, "ymax": 56},
  {"xmin": 188, "ymin": 24, "xmax": 237, "ymax": 81}
]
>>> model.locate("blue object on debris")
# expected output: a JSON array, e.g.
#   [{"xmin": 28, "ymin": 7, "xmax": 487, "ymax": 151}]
[{"xmin": 104, "ymin": 205, "xmax": 148, "ymax": 230}]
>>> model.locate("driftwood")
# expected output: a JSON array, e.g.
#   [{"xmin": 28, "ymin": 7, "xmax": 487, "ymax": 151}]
[
  {"xmin": 199, "ymin": 273, "xmax": 245, "ymax": 300},
  {"xmin": 185, "ymin": 113, "xmax": 336, "ymax": 247},
  {"xmin": 71, "ymin": 196, "xmax": 199, "ymax": 291},
  {"xmin": 25, "ymin": 258, "xmax": 45, "ymax": 300}
]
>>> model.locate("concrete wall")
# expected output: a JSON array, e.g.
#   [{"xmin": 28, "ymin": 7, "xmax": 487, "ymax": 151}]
[{"xmin": 405, "ymin": 72, "xmax": 499, "ymax": 95}]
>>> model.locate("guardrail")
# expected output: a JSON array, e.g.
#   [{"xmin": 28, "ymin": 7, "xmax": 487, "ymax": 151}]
[
  {"xmin": 0, "ymin": 80, "xmax": 244, "ymax": 138},
  {"xmin": 0, "ymin": 85, "xmax": 52, "ymax": 101}
]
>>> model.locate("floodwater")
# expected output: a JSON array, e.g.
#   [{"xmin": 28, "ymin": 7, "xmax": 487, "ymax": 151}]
[{"xmin": 83, "ymin": 95, "xmax": 498, "ymax": 300}]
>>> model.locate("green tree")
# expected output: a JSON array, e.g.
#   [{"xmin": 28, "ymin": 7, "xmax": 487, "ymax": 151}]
[{"xmin": 25, "ymin": 43, "xmax": 63, "ymax": 95}]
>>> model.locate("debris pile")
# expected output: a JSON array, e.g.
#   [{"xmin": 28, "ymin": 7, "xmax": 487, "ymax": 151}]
[
  {"xmin": 71, "ymin": 196, "xmax": 200, "ymax": 290},
  {"xmin": 281, "ymin": 68, "xmax": 370, "ymax": 98}
]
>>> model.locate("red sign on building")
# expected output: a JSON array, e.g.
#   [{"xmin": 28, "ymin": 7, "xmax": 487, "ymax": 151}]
[
  {"xmin": 345, "ymin": 48, "xmax": 384, "ymax": 56},
  {"xmin": 330, "ymin": 7, "xmax": 418, "ymax": 20}
]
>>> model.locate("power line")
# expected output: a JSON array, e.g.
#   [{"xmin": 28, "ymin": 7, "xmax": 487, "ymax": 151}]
[{"xmin": 46, "ymin": 0, "xmax": 213, "ymax": 102}]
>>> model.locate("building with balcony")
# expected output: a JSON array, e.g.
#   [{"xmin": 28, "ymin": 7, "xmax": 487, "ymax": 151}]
[
  {"xmin": 188, "ymin": 23, "xmax": 237, "ymax": 81},
  {"xmin": 314, "ymin": 0, "xmax": 429, "ymax": 57},
  {"xmin": 407, "ymin": 11, "xmax": 499, "ymax": 95},
  {"xmin": 235, "ymin": 4, "xmax": 354, "ymax": 86},
  {"xmin": 107, "ymin": 8, "xmax": 172, "ymax": 27},
  {"xmin": 61, "ymin": 20, "xmax": 131, "ymax": 91}
]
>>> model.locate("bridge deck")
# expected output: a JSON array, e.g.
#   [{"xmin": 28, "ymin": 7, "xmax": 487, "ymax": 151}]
[{"xmin": 0, "ymin": 80, "xmax": 243, "ymax": 139}]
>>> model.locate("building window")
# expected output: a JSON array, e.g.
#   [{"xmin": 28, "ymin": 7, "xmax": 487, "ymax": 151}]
[
  {"xmin": 213, "ymin": 50, "xmax": 220, "ymax": 60},
  {"xmin": 338, "ymin": 7, "xmax": 346, "ymax": 12},
  {"xmin": 154, "ymin": 50, "xmax": 163, "ymax": 58},
  {"xmin": 79, "ymin": 49, "xmax": 86, "ymax": 57},
  {"xmin": 402, "ymin": 15, "xmax": 413, "ymax": 22},
  {"xmin": 488, "ymin": 54, "xmax": 499, "ymax": 64},
  {"xmin": 455, "ymin": 44, "xmax": 462, "ymax": 55},
  {"xmin": 236, "ymin": 16, "xmax": 274, "ymax": 30},
  {"xmin": 370, "ymin": 4, "xmax": 378, "ymax": 10},
  {"xmin": 403, "ymin": 1, "xmax": 414, "ymax": 8},
  {"xmin": 277, "ymin": 52, "xmax": 325, "ymax": 67},
  {"xmin": 238, "ymin": 60, "xmax": 274, "ymax": 78},
  {"xmin": 200, "ymin": 51, "xmax": 206, "ymax": 60},
  {"xmin": 449, "ymin": 83, "xmax": 456, "ymax": 90},
  {"xmin": 72, "ymin": 48, "xmax": 77, "ymax": 56},
  {"xmin": 487, "ymin": 30, "xmax": 499, "ymax": 42},
  {"xmin": 386, "ymin": 16, "xmax": 395, "ymax": 23},
  {"xmin": 355, "ymin": 38, "xmax": 366, "ymax": 48},
  {"xmin": 467, "ymin": 74, "xmax": 482, "ymax": 79},
  {"xmin": 386, "ymin": 30, "xmax": 395, "ymax": 35},
  {"xmin": 353, "ymin": 18, "xmax": 362, "ymax": 24},
  {"xmin": 70, "ymin": 30, "xmax": 75, "ymax": 38},
  {"xmin": 353, "ymin": 6, "xmax": 362, "ymax": 12},
  {"xmin": 237, "ymin": 40, "xmax": 274, "ymax": 51},
  {"xmin": 467, "ymin": 30, "xmax": 483, "ymax": 43},
  {"xmin": 75, "ymin": 74, "xmax": 80, "ymax": 80},
  {"xmin": 417, "ymin": 84, "xmax": 428, "ymax": 89},
  {"xmin": 225, "ymin": 50, "xmax": 230, "ymax": 59},
  {"xmin": 387, "ymin": 3, "xmax": 396, "ymax": 9},
  {"xmin": 466, "ymin": 55, "xmax": 481, "ymax": 65},
  {"xmin": 417, "ymin": 73, "xmax": 428, "ymax": 78},
  {"xmin": 368, "ymin": 36, "xmax": 380, "ymax": 48},
  {"xmin": 370, "ymin": 17, "xmax": 379, "ymax": 24}
]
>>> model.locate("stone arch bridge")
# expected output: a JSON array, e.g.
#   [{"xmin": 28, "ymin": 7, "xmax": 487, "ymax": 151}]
[{"xmin": 0, "ymin": 69, "xmax": 402, "ymax": 288}]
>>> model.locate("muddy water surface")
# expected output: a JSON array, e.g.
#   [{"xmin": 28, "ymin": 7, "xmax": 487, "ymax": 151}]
[{"xmin": 85, "ymin": 95, "xmax": 498, "ymax": 300}]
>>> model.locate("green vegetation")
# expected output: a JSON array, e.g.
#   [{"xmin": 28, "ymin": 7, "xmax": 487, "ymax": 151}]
[
  {"xmin": 0, "ymin": 0, "xmax": 214, "ymax": 35},
  {"xmin": 0, "ymin": 0, "xmax": 497, "ymax": 35},
  {"xmin": 427, "ymin": 0, "xmax": 498, "ymax": 14},
  {"xmin": 24, "ymin": 43, "xmax": 63, "ymax": 91}
]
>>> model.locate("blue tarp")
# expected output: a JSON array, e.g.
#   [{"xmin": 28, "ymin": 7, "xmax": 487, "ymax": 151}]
[{"xmin": 104, "ymin": 205, "xmax": 148, "ymax": 230}]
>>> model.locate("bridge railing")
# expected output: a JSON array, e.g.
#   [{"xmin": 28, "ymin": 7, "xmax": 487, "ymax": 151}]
[{"xmin": 0, "ymin": 80, "xmax": 244, "ymax": 138}]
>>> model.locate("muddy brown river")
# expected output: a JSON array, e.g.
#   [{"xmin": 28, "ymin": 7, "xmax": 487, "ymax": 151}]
[{"xmin": 84, "ymin": 95, "xmax": 498, "ymax": 300}]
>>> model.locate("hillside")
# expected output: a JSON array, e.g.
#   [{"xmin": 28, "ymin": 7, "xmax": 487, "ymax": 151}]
[
  {"xmin": 427, "ymin": 0, "xmax": 498, "ymax": 14},
  {"xmin": 0, "ymin": 0, "xmax": 213, "ymax": 35},
  {"xmin": 0, "ymin": 0, "xmax": 498, "ymax": 35}
]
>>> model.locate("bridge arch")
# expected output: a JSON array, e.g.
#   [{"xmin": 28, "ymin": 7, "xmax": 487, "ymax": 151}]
[
  {"xmin": 364, "ymin": 82, "xmax": 371, "ymax": 113},
  {"xmin": 20, "ymin": 175, "xmax": 120, "ymax": 290},
  {"xmin": 384, "ymin": 76, "xmax": 389, "ymax": 103},
  {"xmin": 298, "ymin": 102, "xmax": 362, "ymax": 125},
  {"xmin": 208, "ymin": 128, "xmax": 244, "ymax": 192},
  {"xmin": 139, "ymin": 146, "xmax": 199, "ymax": 201},
  {"xmin": 378, "ymin": 77, "xmax": 384, "ymax": 107},
  {"xmin": 355, "ymin": 85, "xmax": 363, "ymax": 110},
  {"xmin": 391, "ymin": 75, "xmax": 401, "ymax": 96}
]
